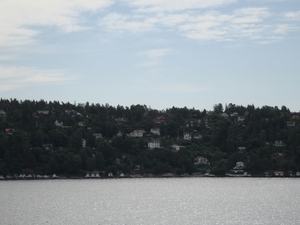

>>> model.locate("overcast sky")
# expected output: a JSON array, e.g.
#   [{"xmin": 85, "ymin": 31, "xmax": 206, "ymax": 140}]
[{"xmin": 0, "ymin": 0, "xmax": 299, "ymax": 111}]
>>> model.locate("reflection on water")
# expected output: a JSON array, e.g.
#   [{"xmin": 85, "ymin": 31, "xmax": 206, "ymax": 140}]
[{"xmin": 0, "ymin": 178, "xmax": 300, "ymax": 225}]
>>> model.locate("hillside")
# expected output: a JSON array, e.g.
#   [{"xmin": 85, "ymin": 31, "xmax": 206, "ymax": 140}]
[{"xmin": 0, "ymin": 99, "xmax": 299, "ymax": 178}]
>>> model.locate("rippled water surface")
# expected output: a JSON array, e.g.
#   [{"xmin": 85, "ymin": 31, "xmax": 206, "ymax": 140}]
[{"xmin": 1, "ymin": 178, "xmax": 300, "ymax": 225}]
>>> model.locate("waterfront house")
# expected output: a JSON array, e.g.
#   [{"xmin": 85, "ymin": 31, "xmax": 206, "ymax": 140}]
[
  {"xmin": 194, "ymin": 156, "xmax": 210, "ymax": 165},
  {"xmin": 274, "ymin": 171, "xmax": 284, "ymax": 177}
]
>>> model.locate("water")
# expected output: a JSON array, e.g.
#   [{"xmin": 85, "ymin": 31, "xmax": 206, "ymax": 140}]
[{"xmin": 0, "ymin": 178, "xmax": 300, "ymax": 225}]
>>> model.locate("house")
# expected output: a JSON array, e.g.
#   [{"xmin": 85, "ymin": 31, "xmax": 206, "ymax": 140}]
[
  {"xmin": 94, "ymin": 133, "xmax": 102, "ymax": 139},
  {"xmin": 148, "ymin": 139, "xmax": 161, "ymax": 149},
  {"xmin": 274, "ymin": 140, "xmax": 285, "ymax": 147},
  {"xmin": 238, "ymin": 116, "xmax": 245, "ymax": 122},
  {"xmin": 43, "ymin": 144, "xmax": 53, "ymax": 151},
  {"xmin": 5, "ymin": 128, "xmax": 14, "ymax": 135},
  {"xmin": 54, "ymin": 120, "xmax": 63, "ymax": 127},
  {"xmin": 129, "ymin": 129, "xmax": 145, "ymax": 138},
  {"xmin": 65, "ymin": 109, "xmax": 82, "ymax": 116},
  {"xmin": 193, "ymin": 132, "xmax": 202, "ymax": 140},
  {"xmin": 82, "ymin": 139, "xmax": 86, "ymax": 148},
  {"xmin": 0, "ymin": 109, "xmax": 6, "ymax": 117},
  {"xmin": 134, "ymin": 165, "xmax": 140, "ymax": 171},
  {"xmin": 36, "ymin": 110, "xmax": 49, "ymax": 115},
  {"xmin": 115, "ymin": 118, "xmax": 127, "ymax": 124},
  {"xmin": 183, "ymin": 132, "xmax": 192, "ymax": 141},
  {"xmin": 287, "ymin": 121, "xmax": 296, "ymax": 127},
  {"xmin": 108, "ymin": 172, "xmax": 113, "ymax": 177},
  {"xmin": 172, "ymin": 144, "xmax": 185, "ymax": 152},
  {"xmin": 230, "ymin": 112, "xmax": 239, "ymax": 117},
  {"xmin": 237, "ymin": 147, "xmax": 246, "ymax": 153},
  {"xmin": 150, "ymin": 128, "xmax": 160, "ymax": 136},
  {"xmin": 194, "ymin": 156, "xmax": 210, "ymax": 165},
  {"xmin": 233, "ymin": 162, "xmax": 244, "ymax": 170},
  {"xmin": 221, "ymin": 113, "xmax": 229, "ymax": 119},
  {"xmin": 155, "ymin": 116, "xmax": 168, "ymax": 124},
  {"xmin": 78, "ymin": 122, "xmax": 85, "ymax": 127},
  {"xmin": 274, "ymin": 171, "xmax": 284, "ymax": 177}
]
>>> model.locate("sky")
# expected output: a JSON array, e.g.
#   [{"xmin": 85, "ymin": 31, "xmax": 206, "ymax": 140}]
[{"xmin": 0, "ymin": 0, "xmax": 300, "ymax": 112}]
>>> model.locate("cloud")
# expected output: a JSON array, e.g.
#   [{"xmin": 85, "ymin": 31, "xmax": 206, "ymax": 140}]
[
  {"xmin": 284, "ymin": 10, "xmax": 300, "ymax": 21},
  {"xmin": 141, "ymin": 49, "xmax": 170, "ymax": 58},
  {"xmin": 0, "ymin": 66, "xmax": 78, "ymax": 92},
  {"xmin": 138, "ymin": 48, "xmax": 170, "ymax": 66},
  {"xmin": 0, "ymin": 0, "xmax": 113, "ymax": 47},
  {"xmin": 125, "ymin": 0, "xmax": 236, "ymax": 12},
  {"xmin": 99, "ymin": 13, "xmax": 157, "ymax": 33},
  {"xmin": 100, "ymin": 6, "xmax": 293, "ymax": 43},
  {"xmin": 152, "ymin": 84, "xmax": 210, "ymax": 93}
]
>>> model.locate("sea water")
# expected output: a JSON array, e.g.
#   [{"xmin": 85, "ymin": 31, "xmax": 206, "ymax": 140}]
[{"xmin": 0, "ymin": 178, "xmax": 299, "ymax": 225}]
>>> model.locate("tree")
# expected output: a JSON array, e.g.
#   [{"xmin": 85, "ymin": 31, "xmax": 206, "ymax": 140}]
[{"xmin": 213, "ymin": 103, "xmax": 223, "ymax": 114}]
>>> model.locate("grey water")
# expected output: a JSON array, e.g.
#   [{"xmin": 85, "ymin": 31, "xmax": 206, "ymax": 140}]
[{"xmin": 0, "ymin": 178, "xmax": 300, "ymax": 225}]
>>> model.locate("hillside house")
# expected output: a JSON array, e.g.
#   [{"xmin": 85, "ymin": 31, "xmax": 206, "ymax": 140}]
[
  {"xmin": 287, "ymin": 121, "xmax": 296, "ymax": 127},
  {"xmin": 54, "ymin": 120, "xmax": 63, "ymax": 127},
  {"xmin": 183, "ymin": 132, "xmax": 192, "ymax": 141},
  {"xmin": 237, "ymin": 147, "xmax": 246, "ymax": 153},
  {"xmin": 150, "ymin": 128, "xmax": 160, "ymax": 136},
  {"xmin": 148, "ymin": 139, "xmax": 161, "ymax": 149},
  {"xmin": 274, "ymin": 140, "xmax": 285, "ymax": 147},
  {"xmin": 0, "ymin": 109, "xmax": 6, "ymax": 116},
  {"xmin": 194, "ymin": 156, "xmax": 210, "ymax": 165},
  {"xmin": 193, "ymin": 132, "xmax": 202, "ymax": 140},
  {"xmin": 129, "ymin": 129, "xmax": 145, "ymax": 138},
  {"xmin": 155, "ymin": 116, "xmax": 168, "ymax": 124},
  {"xmin": 94, "ymin": 133, "xmax": 103, "ymax": 139}
]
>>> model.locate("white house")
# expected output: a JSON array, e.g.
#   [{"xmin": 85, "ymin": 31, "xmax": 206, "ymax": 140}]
[
  {"xmin": 233, "ymin": 162, "xmax": 245, "ymax": 170},
  {"xmin": 54, "ymin": 120, "xmax": 63, "ymax": 127},
  {"xmin": 129, "ymin": 129, "xmax": 145, "ymax": 137},
  {"xmin": 150, "ymin": 128, "xmax": 160, "ymax": 136},
  {"xmin": 230, "ymin": 112, "xmax": 239, "ymax": 117},
  {"xmin": 274, "ymin": 140, "xmax": 285, "ymax": 147},
  {"xmin": 221, "ymin": 113, "xmax": 229, "ymax": 119},
  {"xmin": 94, "ymin": 133, "xmax": 103, "ymax": 139},
  {"xmin": 183, "ymin": 132, "xmax": 192, "ymax": 141},
  {"xmin": 148, "ymin": 139, "xmax": 161, "ymax": 149},
  {"xmin": 193, "ymin": 132, "xmax": 202, "ymax": 140},
  {"xmin": 238, "ymin": 116, "xmax": 245, "ymax": 122},
  {"xmin": 194, "ymin": 156, "xmax": 210, "ymax": 165},
  {"xmin": 82, "ymin": 139, "xmax": 86, "ymax": 148}
]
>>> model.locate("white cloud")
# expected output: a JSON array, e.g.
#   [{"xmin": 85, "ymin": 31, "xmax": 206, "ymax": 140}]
[
  {"xmin": 0, "ymin": 0, "xmax": 113, "ymax": 47},
  {"xmin": 152, "ymin": 84, "xmax": 209, "ymax": 93},
  {"xmin": 0, "ymin": 66, "xmax": 78, "ymax": 91},
  {"xmin": 284, "ymin": 10, "xmax": 300, "ymax": 21},
  {"xmin": 125, "ymin": 0, "xmax": 236, "ymax": 12},
  {"xmin": 138, "ymin": 48, "xmax": 170, "ymax": 66},
  {"xmin": 100, "ymin": 6, "xmax": 291, "ymax": 43},
  {"xmin": 141, "ymin": 49, "xmax": 170, "ymax": 58},
  {"xmin": 99, "ymin": 13, "xmax": 157, "ymax": 33}
]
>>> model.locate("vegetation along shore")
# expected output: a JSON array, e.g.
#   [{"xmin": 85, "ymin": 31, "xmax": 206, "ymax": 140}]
[{"xmin": 0, "ymin": 99, "xmax": 300, "ymax": 178}]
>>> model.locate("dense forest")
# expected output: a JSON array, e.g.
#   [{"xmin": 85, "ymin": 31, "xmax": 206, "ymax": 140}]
[{"xmin": 0, "ymin": 98, "xmax": 300, "ymax": 178}]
